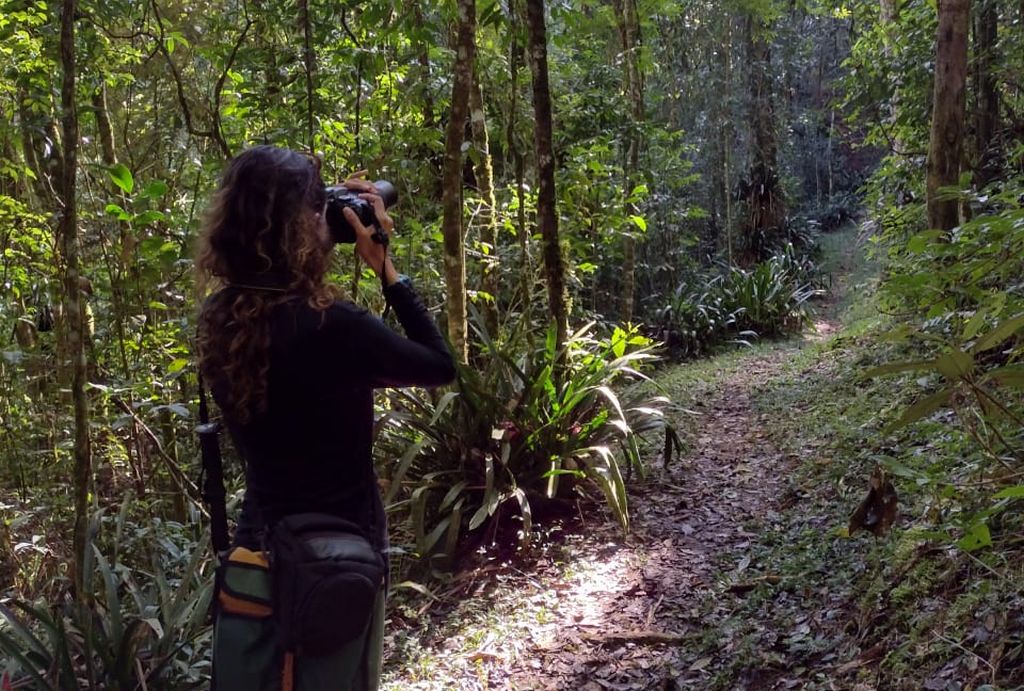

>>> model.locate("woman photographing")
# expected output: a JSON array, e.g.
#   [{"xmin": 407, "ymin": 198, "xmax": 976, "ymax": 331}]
[{"xmin": 195, "ymin": 145, "xmax": 455, "ymax": 690}]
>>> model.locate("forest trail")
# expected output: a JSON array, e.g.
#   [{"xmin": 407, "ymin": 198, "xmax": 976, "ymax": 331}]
[
  {"xmin": 383, "ymin": 233, "xmax": 866, "ymax": 691},
  {"xmin": 501, "ymin": 344, "xmax": 807, "ymax": 690}
]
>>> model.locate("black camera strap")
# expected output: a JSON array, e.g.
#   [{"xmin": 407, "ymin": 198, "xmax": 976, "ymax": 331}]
[
  {"xmin": 197, "ymin": 372, "xmax": 231, "ymax": 556},
  {"xmin": 377, "ymin": 243, "xmax": 394, "ymax": 320}
]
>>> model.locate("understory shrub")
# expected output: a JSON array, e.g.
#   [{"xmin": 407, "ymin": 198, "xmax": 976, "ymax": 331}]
[
  {"xmin": 0, "ymin": 507, "xmax": 213, "ymax": 690},
  {"xmin": 866, "ymin": 174, "xmax": 1024, "ymax": 551},
  {"xmin": 375, "ymin": 320, "xmax": 673, "ymax": 564},
  {"xmin": 654, "ymin": 244, "xmax": 821, "ymax": 356}
]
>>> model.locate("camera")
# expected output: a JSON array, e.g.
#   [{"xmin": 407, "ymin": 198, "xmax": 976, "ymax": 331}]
[{"xmin": 324, "ymin": 180, "xmax": 398, "ymax": 245}]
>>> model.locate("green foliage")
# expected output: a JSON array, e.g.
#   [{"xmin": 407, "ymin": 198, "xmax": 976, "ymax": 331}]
[
  {"xmin": 377, "ymin": 320, "xmax": 671, "ymax": 563},
  {"xmin": 655, "ymin": 245, "xmax": 820, "ymax": 356},
  {"xmin": 0, "ymin": 509, "xmax": 213, "ymax": 689},
  {"xmin": 863, "ymin": 175, "xmax": 1024, "ymax": 552}
]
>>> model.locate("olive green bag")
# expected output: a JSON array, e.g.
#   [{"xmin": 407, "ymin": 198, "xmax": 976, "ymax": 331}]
[{"xmin": 211, "ymin": 547, "xmax": 384, "ymax": 691}]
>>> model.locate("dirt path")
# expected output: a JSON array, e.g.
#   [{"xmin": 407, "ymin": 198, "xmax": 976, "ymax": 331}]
[
  {"xmin": 383, "ymin": 341, "xmax": 821, "ymax": 690},
  {"xmin": 503, "ymin": 347, "xmax": 801, "ymax": 690}
]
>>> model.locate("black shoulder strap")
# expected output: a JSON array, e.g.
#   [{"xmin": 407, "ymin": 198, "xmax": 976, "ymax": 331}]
[{"xmin": 197, "ymin": 372, "xmax": 230, "ymax": 555}]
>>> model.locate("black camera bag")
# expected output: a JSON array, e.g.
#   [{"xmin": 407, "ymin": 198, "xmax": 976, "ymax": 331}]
[{"xmin": 267, "ymin": 512, "xmax": 385, "ymax": 658}]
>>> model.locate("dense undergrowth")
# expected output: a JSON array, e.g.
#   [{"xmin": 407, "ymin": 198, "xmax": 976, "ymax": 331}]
[{"xmin": 691, "ymin": 221, "xmax": 1024, "ymax": 689}]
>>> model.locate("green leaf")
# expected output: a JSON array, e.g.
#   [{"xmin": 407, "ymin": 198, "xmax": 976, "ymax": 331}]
[
  {"xmin": 105, "ymin": 203, "xmax": 130, "ymax": 220},
  {"xmin": 611, "ymin": 326, "xmax": 627, "ymax": 359},
  {"xmin": 992, "ymin": 486, "xmax": 1024, "ymax": 500},
  {"xmin": 963, "ymin": 309, "xmax": 987, "ymax": 341},
  {"xmin": 885, "ymin": 387, "xmax": 954, "ymax": 433},
  {"xmin": 108, "ymin": 164, "xmax": 134, "ymax": 194},
  {"xmin": 862, "ymin": 360, "xmax": 934, "ymax": 378},
  {"xmin": 956, "ymin": 522, "xmax": 991, "ymax": 552},
  {"xmin": 167, "ymin": 358, "xmax": 188, "ymax": 374},
  {"xmin": 972, "ymin": 313, "xmax": 1024, "ymax": 353},
  {"xmin": 935, "ymin": 350, "xmax": 973, "ymax": 381},
  {"xmin": 628, "ymin": 214, "xmax": 647, "ymax": 232},
  {"xmin": 132, "ymin": 210, "xmax": 165, "ymax": 226},
  {"xmin": 142, "ymin": 180, "xmax": 168, "ymax": 199},
  {"xmin": 984, "ymin": 365, "xmax": 1024, "ymax": 388}
]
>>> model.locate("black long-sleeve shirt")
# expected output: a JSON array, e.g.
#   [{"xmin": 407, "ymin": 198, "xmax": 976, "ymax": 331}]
[{"xmin": 207, "ymin": 281, "xmax": 455, "ymax": 550}]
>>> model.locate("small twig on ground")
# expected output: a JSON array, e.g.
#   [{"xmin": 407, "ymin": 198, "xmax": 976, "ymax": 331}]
[
  {"xmin": 580, "ymin": 629, "xmax": 691, "ymax": 646},
  {"xmin": 645, "ymin": 594, "xmax": 664, "ymax": 628},
  {"xmin": 932, "ymin": 632, "xmax": 996, "ymax": 674},
  {"xmin": 727, "ymin": 574, "xmax": 781, "ymax": 593}
]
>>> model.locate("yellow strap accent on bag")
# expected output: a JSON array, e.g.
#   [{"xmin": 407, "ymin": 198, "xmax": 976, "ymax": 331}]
[
  {"xmin": 227, "ymin": 546, "xmax": 269, "ymax": 568},
  {"xmin": 218, "ymin": 590, "xmax": 273, "ymax": 618}
]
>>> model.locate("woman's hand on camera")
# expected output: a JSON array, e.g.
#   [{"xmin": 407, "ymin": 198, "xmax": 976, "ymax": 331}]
[
  {"xmin": 342, "ymin": 196, "xmax": 400, "ymax": 286},
  {"xmin": 341, "ymin": 170, "xmax": 377, "ymax": 195}
]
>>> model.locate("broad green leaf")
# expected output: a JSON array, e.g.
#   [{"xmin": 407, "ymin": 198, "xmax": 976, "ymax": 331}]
[
  {"xmin": 972, "ymin": 313, "xmax": 1024, "ymax": 353},
  {"xmin": 984, "ymin": 365, "xmax": 1024, "ymax": 388},
  {"xmin": 992, "ymin": 486, "xmax": 1024, "ymax": 500},
  {"xmin": 628, "ymin": 214, "xmax": 647, "ymax": 232},
  {"xmin": 962, "ymin": 309, "xmax": 987, "ymax": 340},
  {"xmin": 956, "ymin": 522, "xmax": 991, "ymax": 552},
  {"xmin": 935, "ymin": 350, "xmax": 973, "ymax": 381},
  {"xmin": 885, "ymin": 387, "xmax": 954, "ymax": 433},
  {"xmin": 142, "ymin": 180, "xmax": 168, "ymax": 199},
  {"xmin": 105, "ymin": 203, "xmax": 130, "ymax": 220},
  {"xmin": 133, "ymin": 210, "xmax": 165, "ymax": 226},
  {"xmin": 108, "ymin": 164, "xmax": 134, "ymax": 194},
  {"xmin": 862, "ymin": 360, "xmax": 934, "ymax": 378}
]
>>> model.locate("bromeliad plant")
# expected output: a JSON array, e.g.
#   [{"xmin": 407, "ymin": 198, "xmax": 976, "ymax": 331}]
[
  {"xmin": 0, "ymin": 507, "xmax": 214, "ymax": 690},
  {"xmin": 375, "ymin": 320, "xmax": 672, "ymax": 561},
  {"xmin": 654, "ymin": 244, "xmax": 820, "ymax": 357}
]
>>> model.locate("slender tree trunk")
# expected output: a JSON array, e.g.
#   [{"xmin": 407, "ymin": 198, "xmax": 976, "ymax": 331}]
[
  {"xmin": 974, "ymin": 0, "xmax": 999, "ymax": 187},
  {"xmin": 60, "ymin": 0, "xmax": 91, "ymax": 601},
  {"xmin": 412, "ymin": 3, "xmax": 435, "ymax": 128},
  {"xmin": 469, "ymin": 74, "xmax": 500, "ymax": 336},
  {"xmin": 879, "ymin": 0, "xmax": 902, "ymax": 152},
  {"xmin": 507, "ymin": 0, "xmax": 532, "ymax": 321},
  {"xmin": 612, "ymin": 0, "xmax": 643, "ymax": 324},
  {"xmin": 525, "ymin": 0, "xmax": 568, "ymax": 353},
  {"xmin": 441, "ymin": 0, "xmax": 476, "ymax": 363},
  {"xmin": 298, "ymin": 0, "xmax": 317, "ymax": 151},
  {"xmin": 926, "ymin": 0, "xmax": 970, "ymax": 230},
  {"xmin": 723, "ymin": 19, "xmax": 735, "ymax": 266},
  {"xmin": 744, "ymin": 13, "xmax": 785, "ymax": 263},
  {"xmin": 92, "ymin": 85, "xmax": 117, "ymax": 165}
]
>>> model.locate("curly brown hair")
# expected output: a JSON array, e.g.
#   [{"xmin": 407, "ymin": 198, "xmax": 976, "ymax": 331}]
[{"xmin": 196, "ymin": 145, "xmax": 339, "ymax": 423}]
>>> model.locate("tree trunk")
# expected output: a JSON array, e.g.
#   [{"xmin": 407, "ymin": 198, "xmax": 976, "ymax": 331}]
[
  {"xmin": 723, "ymin": 18, "xmax": 735, "ymax": 266},
  {"xmin": 441, "ymin": 0, "xmax": 476, "ymax": 363},
  {"xmin": 60, "ymin": 0, "xmax": 92, "ymax": 601},
  {"xmin": 612, "ymin": 0, "xmax": 643, "ymax": 324},
  {"xmin": 525, "ymin": 0, "xmax": 568, "ymax": 353},
  {"xmin": 926, "ymin": 0, "xmax": 970, "ymax": 230},
  {"xmin": 879, "ymin": 0, "xmax": 902, "ymax": 151},
  {"xmin": 298, "ymin": 0, "xmax": 317, "ymax": 151},
  {"xmin": 974, "ymin": 0, "xmax": 999, "ymax": 187},
  {"xmin": 469, "ymin": 74, "xmax": 499, "ymax": 336},
  {"xmin": 412, "ymin": 3, "xmax": 436, "ymax": 128},
  {"xmin": 743, "ymin": 13, "xmax": 785, "ymax": 263},
  {"xmin": 92, "ymin": 85, "xmax": 117, "ymax": 165},
  {"xmin": 507, "ymin": 0, "xmax": 532, "ymax": 322}
]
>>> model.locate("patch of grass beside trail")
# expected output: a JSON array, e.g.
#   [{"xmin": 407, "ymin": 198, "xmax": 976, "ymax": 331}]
[{"xmin": 692, "ymin": 230, "xmax": 1024, "ymax": 690}]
